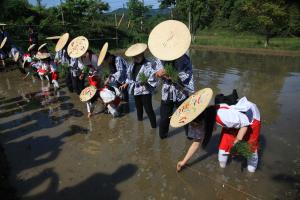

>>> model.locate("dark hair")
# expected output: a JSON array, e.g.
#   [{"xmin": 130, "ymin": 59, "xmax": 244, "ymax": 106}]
[
  {"xmin": 215, "ymin": 89, "xmax": 238, "ymax": 105},
  {"xmin": 202, "ymin": 106, "xmax": 217, "ymax": 148},
  {"xmin": 193, "ymin": 106, "xmax": 217, "ymax": 148},
  {"xmin": 104, "ymin": 51, "xmax": 111, "ymax": 60}
]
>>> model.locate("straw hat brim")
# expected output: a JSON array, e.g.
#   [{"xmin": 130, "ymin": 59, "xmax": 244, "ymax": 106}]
[
  {"xmin": 170, "ymin": 88, "xmax": 213, "ymax": 128},
  {"xmin": 125, "ymin": 43, "xmax": 147, "ymax": 57},
  {"xmin": 36, "ymin": 52, "xmax": 51, "ymax": 60},
  {"xmin": 55, "ymin": 33, "xmax": 69, "ymax": 52},
  {"xmin": 67, "ymin": 36, "xmax": 89, "ymax": 58},
  {"xmin": 97, "ymin": 42, "xmax": 108, "ymax": 66},
  {"xmin": 46, "ymin": 36, "xmax": 61, "ymax": 40},
  {"xmin": 80, "ymin": 86, "xmax": 97, "ymax": 102},
  {"xmin": 0, "ymin": 37, "xmax": 7, "ymax": 49},
  {"xmin": 28, "ymin": 44, "xmax": 36, "ymax": 52},
  {"xmin": 38, "ymin": 43, "xmax": 47, "ymax": 51},
  {"xmin": 148, "ymin": 20, "xmax": 191, "ymax": 61}
]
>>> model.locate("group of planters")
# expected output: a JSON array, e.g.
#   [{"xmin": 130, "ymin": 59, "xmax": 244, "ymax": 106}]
[{"xmin": 0, "ymin": 19, "xmax": 262, "ymax": 198}]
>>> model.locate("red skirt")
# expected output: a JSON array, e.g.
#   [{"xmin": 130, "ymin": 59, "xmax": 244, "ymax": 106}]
[
  {"xmin": 88, "ymin": 76, "xmax": 100, "ymax": 89},
  {"xmin": 218, "ymin": 119, "xmax": 261, "ymax": 152},
  {"xmin": 51, "ymin": 72, "xmax": 59, "ymax": 80}
]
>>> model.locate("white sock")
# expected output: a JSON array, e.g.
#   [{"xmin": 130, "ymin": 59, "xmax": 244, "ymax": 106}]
[{"xmin": 218, "ymin": 149, "xmax": 229, "ymax": 168}]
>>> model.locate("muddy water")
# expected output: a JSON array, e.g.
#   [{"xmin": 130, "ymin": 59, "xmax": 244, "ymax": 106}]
[{"xmin": 0, "ymin": 49, "xmax": 300, "ymax": 200}]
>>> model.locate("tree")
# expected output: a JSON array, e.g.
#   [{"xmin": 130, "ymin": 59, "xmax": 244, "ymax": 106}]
[
  {"xmin": 60, "ymin": 0, "xmax": 109, "ymax": 24},
  {"xmin": 127, "ymin": 0, "xmax": 151, "ymax": 32},
  {"xmin": 256, "ymin": 2, "xmax": 287, "ymax": 46}
]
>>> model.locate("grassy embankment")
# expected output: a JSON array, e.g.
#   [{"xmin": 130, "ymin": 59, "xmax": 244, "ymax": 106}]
[{"xmin": 193, "ymin": 29, "xmax": 300, "ymax": 52}]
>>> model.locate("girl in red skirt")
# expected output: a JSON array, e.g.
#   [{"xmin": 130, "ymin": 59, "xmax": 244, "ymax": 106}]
[{"xmin": 177, "ymin": 90, "xmax": 261, "ymax": 173}]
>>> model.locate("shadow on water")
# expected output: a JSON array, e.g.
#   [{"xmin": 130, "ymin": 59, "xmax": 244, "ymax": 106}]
[
  {"xmin": 22, "ymin": 164, "xmax": 138, "ymax": 200},
  {"xmin": 6, "ymin": 125, "xmax": 84, "ymax": 178}
]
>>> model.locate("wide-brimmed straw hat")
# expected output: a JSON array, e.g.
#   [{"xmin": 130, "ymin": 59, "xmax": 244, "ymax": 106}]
[
  {"xmin": 38, "ymin": 43, "xmax": 47, "ymax": 51},
  {"xmin": 28, "ymin": 44, "xmax": 36, "ymax": 51},
  {"xmin": 148, "ymin": 20, "xmax": 191, "ymax": 61},
  {"xmin": 125, "ymin": 43, "xmax": 147, "ymax": 57},
  {"xmin": 170, "ymin": 88, "xmax": 213, "ymax": 128},
  {"xmin": 46, "ymin": 36, "xmax": 61, "ymax": 40},
  {"xmin": 0, "ymin": 37, "xmax": 7, "ymax": 49},
  {"xmin": 36, "ymin": 52, "xmax": 51, "ymax": 60},
  {"xmin": 67, "ymin": 36, "xmax": 89, "ymax": 58},
  {"xmin": 79, "ymin": 86, "xmax": 97, "ymax": 102},
  {"xmin": 55, "ymin": 33, "xmax": 69, "ymax": 52},
  {"xmin": 97, "ymin": 42, "xmax": 108, "ymax": 66}
]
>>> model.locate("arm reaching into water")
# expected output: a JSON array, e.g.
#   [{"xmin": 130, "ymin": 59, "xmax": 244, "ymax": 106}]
[{"xmin": 177, "ymin": 139, "xmax": 203, "ymax": 172}]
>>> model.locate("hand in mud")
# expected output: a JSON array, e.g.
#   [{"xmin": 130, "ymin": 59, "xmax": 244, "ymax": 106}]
[
  {"xmin": 155, "ymin": 68, "xmax": 165, "ymax": 78},
  {"xmin": 177, "ymin": 161, "xmax": 185, "ymax": 172},
  {"xmin": 119, "ymin": 83, "xmax": 128, "ymax": 90}
]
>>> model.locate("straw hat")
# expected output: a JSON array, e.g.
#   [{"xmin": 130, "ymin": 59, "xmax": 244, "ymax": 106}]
[
  {"xmin": 36, "ymin": 52, "xmax": 51, "ymax": 60},
  {"xmin": 0, "ymin": 37, "xmax": 7, "ymax": 49},
  {"xmin": 125, "ymin": 43, "xmax": 147, "ymax": 57},
  {"xmin": 148, "ymin": 20, "xmax": 191, "ymax": 61},
  {"xmin": 97, "ymin": 42, "xmax": 108, "ymax": 66},
  {"xmin": 55, "ymin": 33, "xmax": 69, "ymax": 52},
  {"xmin": 170, "ymin": 88, "xmax": 213, "ymax": 128},
  {"xmin": 67, "ymin": 36, "xmax": 89, "ymax": 58},
  {"xmin": 79, "ymin": 86, "xmax": 97, "ymax": 102},
  {"xmin": 38, "ymin": 43, "xmax": 47, "ymax": 51},
  {"xmin": 28, "ymin": 44, "xmax": 36, "ymax": 52},
  {"xmin": 46, "ymin": 36, "xmax": 61, "ymax": 40}
]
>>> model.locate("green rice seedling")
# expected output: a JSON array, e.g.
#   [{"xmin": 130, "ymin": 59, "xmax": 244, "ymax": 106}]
[
  {"xmin": 101, "ymin": 67, "xmax": 110, "ymax": 80},
  {"xmin": 164, "ymin": 63, "xmax": 178, "ymax": 83},
  {"xmin": 230, "ymin": 141, "xmax": 252, "ymax": 159},
  {"xmin": 138, "ymin": 72, "xmax": 149, "ymax": 85},
  {"xmin": 58, "ymin": 63, "xmax": 68, "ymax": 78}
]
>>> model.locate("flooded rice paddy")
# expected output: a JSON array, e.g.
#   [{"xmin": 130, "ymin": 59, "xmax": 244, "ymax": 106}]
[{"xmin": 0, "ymin": 49, "xmax": 300, "ymax": 199}]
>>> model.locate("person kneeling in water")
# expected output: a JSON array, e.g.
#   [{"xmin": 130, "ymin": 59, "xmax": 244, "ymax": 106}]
[{"xmin": 83, "ymin": 68, "xmax": 121, "ymax": 118}]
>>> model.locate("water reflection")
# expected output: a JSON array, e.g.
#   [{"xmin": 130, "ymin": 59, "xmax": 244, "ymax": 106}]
[{"xmin": 190, "ymin": 49, "xmax": 300, "ymax": 125}]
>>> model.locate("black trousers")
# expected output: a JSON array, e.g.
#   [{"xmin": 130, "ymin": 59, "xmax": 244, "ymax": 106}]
[
  {"xmin": 65, "ymin": 70, "xmax": 73, "ymax": 93},
  {"xmin": 159, "ymin": 100, "xmax": 188, "ymax": 139},
  {"xmin": 134, "ymin": 94, "xmax": 156, "ymax": 128},
  {"xmin": 71, "ymin": 75, "xmax": 85, "ymax": 95}
]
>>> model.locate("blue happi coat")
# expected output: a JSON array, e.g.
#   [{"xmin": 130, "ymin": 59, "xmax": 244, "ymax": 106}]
[
  {"xmin": 154, "ymin": 54, "xmax": 194, "ymax": 102},
  {"xmin": 126, "ymin": 59, "xmax": 159, "ymax": 96},
  {"xmin": 108, "ymin": 56, "xmax": 128, "ymax": 85}
]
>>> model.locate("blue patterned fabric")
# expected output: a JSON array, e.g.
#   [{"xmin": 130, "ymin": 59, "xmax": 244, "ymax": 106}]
[
  {"xmin": 109, "ymin": 56, "xmax": 128, "ymax": 85},
  {"xmin": 126, "ymin": 59, "xmax": 159, "ymax": 96},
  {"xmin": 153, "ymin": 54, "xmax": 195, "ymax": 102}
]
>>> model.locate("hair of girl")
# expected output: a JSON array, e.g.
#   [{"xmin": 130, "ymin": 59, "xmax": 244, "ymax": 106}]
[
  {"xmin": 214, "ymin": 89, "xmax": 239, "ymax": 105},
  {"xmin": 202, "ymin": 105, "xmax": 217, "ymax": 148},
  {"xmin": 104, "ymin": 51, "xmax": 111, "ymax": 60}
]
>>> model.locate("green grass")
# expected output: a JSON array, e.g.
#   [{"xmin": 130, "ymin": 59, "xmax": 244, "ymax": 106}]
[{"xmin": 193, "ymin": 29, "xmax": 300, "ymax": 51}]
